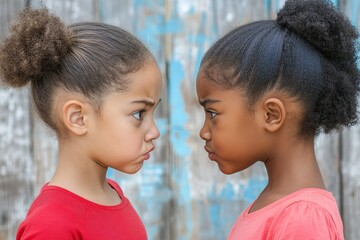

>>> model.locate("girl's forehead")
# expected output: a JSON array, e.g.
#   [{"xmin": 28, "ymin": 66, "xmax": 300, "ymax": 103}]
[
  {"xmin": 198, "ymin": 79, "xmax": 236, "ymax": 102},
  {"xmin": 122, "ymin": 61, "xmax": 162, "ymax": 99},
  {"xmin": 197, "ymin": 73, "xmax": 226, "ymax": 96}
]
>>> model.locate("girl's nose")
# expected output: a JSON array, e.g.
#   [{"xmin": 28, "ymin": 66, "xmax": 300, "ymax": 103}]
[
  {"xmin": 145, "ymin": 119, "xmax": 160, "ymax": 142},
  {"xmin": 199, "ymin": 124, "xmax": 211, "ymax": 141}
]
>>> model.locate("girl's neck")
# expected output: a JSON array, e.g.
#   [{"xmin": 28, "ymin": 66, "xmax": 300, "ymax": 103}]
[
  {"xmin": 49, "ymin": 139, "xmax": 121, "ymax": 206},
  {"xmin": 249, "ymin": 137, "xmax": 325, "ymax": 213},
  {"xmin": 264, "ymin": 137, "xmax": 325, "ymax": 195}
]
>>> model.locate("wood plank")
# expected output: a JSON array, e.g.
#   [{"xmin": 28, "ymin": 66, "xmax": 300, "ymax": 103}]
[
  {"xmin": 1, "ymin": 0, "xmax": 359, "ymax": 239},
  {"xmin": 315, "ymin": 133, "xmax": 341, "ymax": 203},
  {"xmin": 340, "ymin": 1, "xmax": 360, "ymax": 239},
  {"xmin": 31, "ymin": 0, "xmax": 99, "ymax": 23},
  {"xmin": 167, "ymin": 1, "xmax": 269, "ymax": 239},
  {"xmin": 0, "ymin": 1, "xmax": 31, "ymax": 239},
  {"xmin": 342, "ymin": 127, "xmax": 360, "ymax": 240}
]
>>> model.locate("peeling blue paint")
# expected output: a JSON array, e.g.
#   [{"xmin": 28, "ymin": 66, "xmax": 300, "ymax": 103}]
[
  {"xmin": 140, "ymin": 164, "xmax": 172, "ymax": 239},
  {"xmin": 138, "ymin": 17, "xmax": 183, "ymax": 38},
  {"xmin": 242, "ymin": 176, "xmax": 268, "ymax": 205},
  {"xmin": 169, "ymin": 60, "xmax": 189, "ymax": 134},
  {"xmin": 349, "ymin": 0, "xmax": 360, "ymax": 25},
  {"xmin": 106, "ymin": 167, "xmax": 115, "ymax": 179},
  {"xmin": 139, "ymin": 164, "xmax": 172, "ymax": 201},
  {"xmin": 190, "ymin": 13, "xmax": 209, "ymax": 79},
  {"xmin": 273, "ymin": 0, "xmax": 282, "ymax": 12},
  {"xmin": 208, "ymin": 194, "xmax": 220, "ymax": 238},
  {"xmin": 134, "ymin": 0, "xmax": 145, "ymax": 8},
  {"xmin": 265, "ymin": 0, "xmax": 271, "ymax": 17},
  {"xmin": 220, "ymin": 181, "xmax": 237, "ymax": 200},
  {"xmin": 155, "ymin": 118, "xmax": 168, "ymax": 136},
  {"xmin": 330, "ymin": 0, "xmax": 338, "ymax": 8},
  {"xmin": 169, "ymin": 59, "xmax": 193, "ymax": 239}
]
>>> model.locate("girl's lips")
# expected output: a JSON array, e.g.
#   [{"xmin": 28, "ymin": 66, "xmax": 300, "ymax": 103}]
[
  {"xmin": 143, "ymin": 147, "xmax": 155, "ymax": 160},
  {"xmin": 204, "ymin": 146, "xmax": 214, "ymax": 154},
  {"xmin": 208, "ymin": 153, "xmax": 216, "ymax": 160},
  {"xmin": 144, "ymin": 153, "xmax": 151, "ymax": 160},
  {"xmin": 204, "ymin": 146, "xmax": 216, "ymax": 160}
]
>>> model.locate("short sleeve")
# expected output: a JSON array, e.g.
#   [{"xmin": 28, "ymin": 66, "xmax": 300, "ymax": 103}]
[
  {"xmin": 270, "ymin": 202, "xmax": 343, "ymax": 240},
  {"xmin": 17, "ymin": 224, "xmax": 79, "ymax": 240},
  {"xmin": 16, "ymin": 206, "xmax": 84, "ymax": 240}
]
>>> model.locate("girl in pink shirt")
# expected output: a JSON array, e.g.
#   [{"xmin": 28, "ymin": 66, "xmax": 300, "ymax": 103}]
[{"xmin": 196, "ymin": 0, "xmax": 358, "ymax": 239}]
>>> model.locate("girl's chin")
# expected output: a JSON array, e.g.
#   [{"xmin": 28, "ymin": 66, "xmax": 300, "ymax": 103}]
[
  {"xmin": 112, "ymin": 162, "xmax": 144, "ymax": 175},
  {"xmin": 216, "ymin": 160, "xmax": 246, "ymax": 175},
  {"xmin": 215, "ymin": 161, "xmax": 234, "ymax": 175},
  {"xmin": 218, "ymin": 166, "xmax": 238, "ymax": 175}
]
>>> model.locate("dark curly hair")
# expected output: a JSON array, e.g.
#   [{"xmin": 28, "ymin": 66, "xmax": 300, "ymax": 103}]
[
  {"xmin": 0, "ymin": 8, "xmax": 153, "ymax": 134},
  {"xmin": 200, "ymin": 0, "xmax": 359, "ymax": 136}
]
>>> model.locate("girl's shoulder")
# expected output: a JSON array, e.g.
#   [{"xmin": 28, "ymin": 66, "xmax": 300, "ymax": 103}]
[
  {"xmin": 281, "ymin": 188, "xmax": 337, "ymax": 206},
  {"xmin": 23, "ymin": 179, "xmax": 125, "ymax": 223},
  {"xmin": 16, "ymin": 180, "xmax": 130, "ymax": 240},
  {"xmin": 278, "ymin": 188, "xmax": 341, "ymax": 219},
  {"xmin": 268, "ymin": 188, "xmax": 344, "ymax": 239},
  {"xmin": 16, "ymin": 185, "xmax": 86, "ymax": 240},
  {"xmin": 244, "ymin": 188, "xmax": 337, "ymax": 218},
  {"xmin": 232, "ymin": 188, "xmax": 344, "ymax": 240}
]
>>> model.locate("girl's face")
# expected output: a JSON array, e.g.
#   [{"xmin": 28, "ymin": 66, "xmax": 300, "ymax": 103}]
[
  {"xmin": 87, "ymin": 60, "xmax": 162, "ymax": 174},
  {"xmin": 196, "ymin": 71, "xmax": 268, "ymax": 174}
]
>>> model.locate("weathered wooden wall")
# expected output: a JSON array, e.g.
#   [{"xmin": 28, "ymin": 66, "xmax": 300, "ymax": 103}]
[
  {"xmin": 0, "ymin": 0, "xmax": 359, "ymax": 239},
  {"xmin": 340, "ymin": 3, "xmax": 360, "ymax": 240}
]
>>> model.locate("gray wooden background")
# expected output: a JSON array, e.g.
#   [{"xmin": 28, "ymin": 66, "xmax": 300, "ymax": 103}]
[{"xmin": 0, "ymin": 0, "xmax": 359, "ymax": 239}]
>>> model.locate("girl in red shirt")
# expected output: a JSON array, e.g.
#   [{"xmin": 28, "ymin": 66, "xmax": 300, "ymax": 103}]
[
  {"xmin": 0, "ymin": 8, "xmax": 161, "ymax": 240},
  {"xmin": 196, "ymin": 0, "xmax": 358, "ymax": 239}
]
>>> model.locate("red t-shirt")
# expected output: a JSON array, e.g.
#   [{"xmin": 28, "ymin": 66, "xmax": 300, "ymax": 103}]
[
  {"xmin": 16, "ymin": 179, "xmax": 147, "ymax": 240},
  {"xmin": 228, "ymin": 188, "xmax": 344, "ymax": 240}
]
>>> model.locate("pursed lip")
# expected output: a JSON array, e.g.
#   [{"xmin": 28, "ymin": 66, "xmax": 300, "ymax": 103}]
[
  {"xmin": 204, "ymin": 146, "xmax": 216, "ymax": 160},
  {"xmin": 204, "ymin": 146, "xmax": 214, "ymax": 154},
  {"xmin": 143, "ymin": 146, "xmax": 155, "ymax": 160}
]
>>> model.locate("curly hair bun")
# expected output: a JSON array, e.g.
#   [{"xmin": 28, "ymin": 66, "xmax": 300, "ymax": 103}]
[
  {"xmin": 278, "ymin": 0, "xmax": 359, "ymax": 133},
  {"xmin": 277, "ymin": 0, "xmax": 358, "ymax": 69},
  {"xmin": 0, "ymin": 8, "xmax": 73, "ymax": 87}
]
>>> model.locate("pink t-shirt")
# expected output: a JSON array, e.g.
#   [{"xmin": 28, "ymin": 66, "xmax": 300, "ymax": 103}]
[{"xmin": 228, "ymin": 188, "xmax": 344, "ymax": 240}]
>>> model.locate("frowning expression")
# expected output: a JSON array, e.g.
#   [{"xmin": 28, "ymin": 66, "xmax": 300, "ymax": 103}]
[
  {"xmin": 87, "ymin": 60, "xmax": 162, "ymax": 174},
  {"xmin": 196, "ymin": 71, "xmax": 266, "ymax": 174}
]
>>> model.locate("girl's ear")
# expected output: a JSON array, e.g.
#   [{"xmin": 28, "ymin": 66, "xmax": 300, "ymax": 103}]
[
  {"xmin": 62, "ymin": 100, "xmax": 88, "ymax": 136},
  {"xmin": 262, "ymin": 98, "xmax": 286, "ymax": 132}
]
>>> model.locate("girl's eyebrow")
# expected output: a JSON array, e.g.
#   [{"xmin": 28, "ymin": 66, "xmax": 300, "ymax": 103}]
[
  {"xmin": 131, "ymin": 98, "xmax": 162, "ymax": 107},
  {"xmin": 199, "ymin": 98, "xmax": 221, "ymax": 107}
]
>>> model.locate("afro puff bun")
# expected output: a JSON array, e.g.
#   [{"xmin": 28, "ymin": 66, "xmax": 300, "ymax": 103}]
[
  {"xmin": 278, "ymin": 0, "xmax": 360, "ymax": 133},
  {"xmin": 277, "ymin": 0, "xmax": 358, "ymax": 73},
  {"xmin": 0, "ymin": 8, "xmax": 73, "ymax": 87}
]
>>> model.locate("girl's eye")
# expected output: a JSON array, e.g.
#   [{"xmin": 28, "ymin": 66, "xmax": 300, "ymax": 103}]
[
  {"xmin": 207, "ymin": 110, "xmax": 217, "ymax": 119},
  {"xmin": 132, "ymin": 110, "xmax": 145, "ymax": 120}
]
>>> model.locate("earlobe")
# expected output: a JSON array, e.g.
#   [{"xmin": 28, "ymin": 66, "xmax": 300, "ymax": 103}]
[
  {"xmin": 263, "ymin": 98, "xmax": 286, "ymax": 132},
  {"xmin": 62, "ymin": 100, "xmax": 88, "ymax": 136}
]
